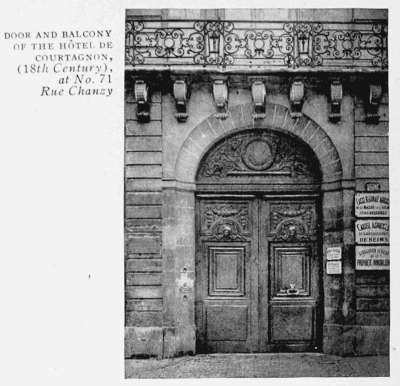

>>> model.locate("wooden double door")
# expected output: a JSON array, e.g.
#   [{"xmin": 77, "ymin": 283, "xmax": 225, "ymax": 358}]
[{"xmin": 195, "ymin": 194, "xmax": 322, "ymax": 353}]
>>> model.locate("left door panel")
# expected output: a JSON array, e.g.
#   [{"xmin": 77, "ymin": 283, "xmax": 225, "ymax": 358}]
[{"xmin": 195, "ymin": 197, "xmax": 258, "ymax": 353}]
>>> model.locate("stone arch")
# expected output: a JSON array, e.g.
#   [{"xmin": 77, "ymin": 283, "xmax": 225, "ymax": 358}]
[{"xmin": 175, "ymin": 103, "xmax": 342, "ymax": 187}]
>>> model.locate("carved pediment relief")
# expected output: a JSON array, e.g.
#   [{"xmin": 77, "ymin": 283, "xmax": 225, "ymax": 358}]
[{"xmin": 196, "ymin": 129, "xmax": 321, "ymax": 183}]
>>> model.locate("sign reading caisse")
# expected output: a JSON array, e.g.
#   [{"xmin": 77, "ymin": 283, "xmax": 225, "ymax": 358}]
[
  {"xmin": 355, "ymin": 192, "xmax": 389, "ymax": 217},
  {"xmin": 326, "ymin": 246, "xmax": 342, "ymax": 260},
  {"xmin": 355, "ymin": 219, "xmax": 389, "ymax": 244},
  {"xmin": 356, "ymin": 246, "xmax": 390, "ymax": 270},
  {"xmin": 326, "ymin": 260, "xmax": 342, "ymax": 274}
]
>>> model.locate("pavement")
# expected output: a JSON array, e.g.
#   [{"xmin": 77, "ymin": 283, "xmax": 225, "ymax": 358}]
[{"xmin": 125, "ymin": 353, "xmax": 389, "ymax": 378}]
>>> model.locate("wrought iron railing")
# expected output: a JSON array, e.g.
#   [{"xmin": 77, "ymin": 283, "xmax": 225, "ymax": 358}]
[{"xmin": 125, "ymin": 20, "xmax": 387, "ymax": 71}]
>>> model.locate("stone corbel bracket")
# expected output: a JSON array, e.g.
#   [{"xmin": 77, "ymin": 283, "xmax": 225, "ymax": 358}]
[
  {"xmin": 173, "ymin": 80, "xmax": 189, "ymax": 122},
  {"xmin": 134, "ymin": 80, "xmax": 150, "ymax": 122},
  {"xmin": 366, "ymin": 84, "xmax": 383, "ymax": 124},
  {"xmin": 212, "ymin": 79, "xmax": 229, "ymax": 119},
  {"xmin": 329, "ymin": 80, "xmax": 343, "ymax": 123},
  {"xmin": 289, "ymin": 80, "xmax": 305, "ymax": 118},
  {"xmin": 251, "ymin": 80, "xmax": 266, "ymax": 120}
]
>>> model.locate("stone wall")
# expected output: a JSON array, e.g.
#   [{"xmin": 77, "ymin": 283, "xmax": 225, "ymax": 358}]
[
  {"xmin": 125, "ymin": 88, "xmax": 164, "ymax": 357},
  {"xmin": 353, "ymin": 88, "xmax": 389, "ymax": 354}
]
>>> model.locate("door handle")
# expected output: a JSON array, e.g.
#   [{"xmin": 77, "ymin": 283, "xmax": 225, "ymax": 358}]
[{"xmin": 286, "ymin": 283, "xmax": 299, "ymax": 295}]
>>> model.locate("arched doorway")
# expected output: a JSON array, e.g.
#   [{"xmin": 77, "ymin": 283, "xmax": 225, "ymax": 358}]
[
  {"xmin": 195, "ymin": 128, "xmax": 323, "ymax": 353},
  {"xmin": 164, "ymin": 103, "xmax": 345, "ymax": 357}
]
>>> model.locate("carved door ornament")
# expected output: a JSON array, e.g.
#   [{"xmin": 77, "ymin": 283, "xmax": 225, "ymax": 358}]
[
  {"xmin": 200, "ymin": 202, "xmax": 250, "ymax": 241},
  {"xmin": 209, "ymin": 220, "xmax": 246, "ymax": 241},
  {"xmin": 271, "ymin": 203, "xmax": 316, "ymax": 242},
  {"xmin": 197, "ymin": 129, "xmax": 321, "ymax": 183}
]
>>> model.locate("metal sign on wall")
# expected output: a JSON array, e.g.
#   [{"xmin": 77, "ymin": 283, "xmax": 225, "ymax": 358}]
[
  {"xmin": 355, "ymin": 219, "xmax": 389, "ymax": 244},
  {"xmin": 326, "ymin": 246, "xmax": 342, "ymax": 261},
  {"xmin": 356, "ymin": 246, "xmax": 390, "ymax": 270},
  {"xmin": 326, "ymin": 260, "xmax": 342, "ymax": 274},
  {"xmin": 355, "ymin": 192, "xmax": 389, "ymax": 218}
]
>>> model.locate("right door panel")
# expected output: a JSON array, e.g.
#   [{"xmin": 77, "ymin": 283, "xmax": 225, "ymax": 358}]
[{"xmin": 259, "ymin": 197, "xmax": 322, "ymax": 352}]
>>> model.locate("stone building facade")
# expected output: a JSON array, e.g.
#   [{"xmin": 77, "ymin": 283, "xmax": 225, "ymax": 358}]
[{"xmin": 124, "ymin": 9, "xmax": 389, "ymax": 358}]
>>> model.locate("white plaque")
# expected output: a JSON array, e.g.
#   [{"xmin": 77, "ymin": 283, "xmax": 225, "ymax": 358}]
[
  {"xmin": 326, "ymin": 246, "xmax": 342, "ymax": 260},
  {"xmin": 355, "ymin": 192, "xmax": 389, "ymax": 218},
  {"xmin": 355, "ymin": 219, "xmax": 389, "ymax": 244},
  {"xmin": 356, "ymin": 246, "xmax": 390, "ymax": 270},
  {"xmin": 326, "ymin": 261, "xmax": 342, "ymax": 274}
]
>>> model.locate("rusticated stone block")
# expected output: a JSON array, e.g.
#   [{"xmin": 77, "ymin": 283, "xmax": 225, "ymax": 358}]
[
  {"xmin": 126, "ymin": 286, "xmax": 163, "ymax": 299},
  {"xmin": 355, "ymin": 121, "xmax": 388, "ymax": 136},
  {"xmin": 125, "ymin": 218, "xmax": 161, "ymax": 233},
  {"xmin": 126, "ymin": 311, "xmax": 163, "ymax": 326},
  {"xmin": 127, "ymin": 236, "xmax": 161, "ymax": 254},
  {"xmin": 323, "ymin": 323, "xmax": 389, "ymax": 356},
  {"xmin": 126, "ymin": 136, "xmax": 162, "ymax": 152},
  {"xmin": 356, "ymin": 284, "xmax": 389, "ymax": 298},
  {"xmin": 125, "ymin": 259, "xmax": 162, "ymax": 273},
  {"xmin": 126, "ymin": 151, "xmax": 162, "ymax": 165},
  {"xmin": 355, "ymin": 137, "xmax": 388, "ymax": 152},
  {"xmin": 355, "ymin": 165, "xmax": 388, "ymax": 179},
  {"xmin": 126, "ymin": 205, "xmax": 161, "ymax": 219},
  {"xmin": 356, "ymin": 298, "xmax": 389, "ymax": 312},
  {"xmin": 353, "ymin": 325, "xmax": 389, "ymax": 355},
  {"xmin": 355, "ymin": 152, "xmax": 388, "ymax": 165},
  {"xmin": 126, "ymin": 165, "xmax": 162, "ymax": 178},
  {"xmin": 126, "ymin": 299, "xmax": 163, "ymax": 312},
  {"xmin": 126, "ymin": 121, "xmax": 162, "ymax": 136},
  {"xmin": 126, "ymin": 272, "xmax": 162, "ymax": 286},
  {"xmin": 356, "ymin": 271, "xmax": 389, "ymax": 285},
  {"xmin": 126, "ymin": 192, "xmax": 162, "ymax": 206},
  {"xmin": 163, "ymin": 325, "xmax": 196, "ymax": 357},
  {"xmin": 356, "ymin": 311, "xmax": 389, "ymax": 326},
  {"xmin": 125, "ymin": 327, "xmax": 163, "ymax": 358}
]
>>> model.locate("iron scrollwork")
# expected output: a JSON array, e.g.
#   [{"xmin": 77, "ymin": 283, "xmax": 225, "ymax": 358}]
[{"xmin": 126, "ymin": 20, "xmax": 387, "ymax": 70}]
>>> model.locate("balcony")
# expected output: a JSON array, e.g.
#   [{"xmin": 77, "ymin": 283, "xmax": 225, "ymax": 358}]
[{"xmin": 125, "ymin": 19, "xmax": 387, "ymax": 73}]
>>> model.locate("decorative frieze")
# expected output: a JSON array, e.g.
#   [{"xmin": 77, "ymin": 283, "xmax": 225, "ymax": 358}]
[{"xmin": 126, "ymin": 20, "xmax": 387, "ymax": 72}]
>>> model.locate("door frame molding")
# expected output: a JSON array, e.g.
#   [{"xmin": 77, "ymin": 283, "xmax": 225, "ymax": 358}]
[{"xmin": 161, "ymin": 103, "xmax": 354, "ymax": 356}]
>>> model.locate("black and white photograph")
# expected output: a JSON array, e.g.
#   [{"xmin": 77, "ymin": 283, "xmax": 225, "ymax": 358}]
[
  {"xmin": 124, "ymin": 7, "xmax": 390, "ymax": 378},
  {"xmin": 1, "ymin": 2, "xmax": 399, "ymax": 385}
]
